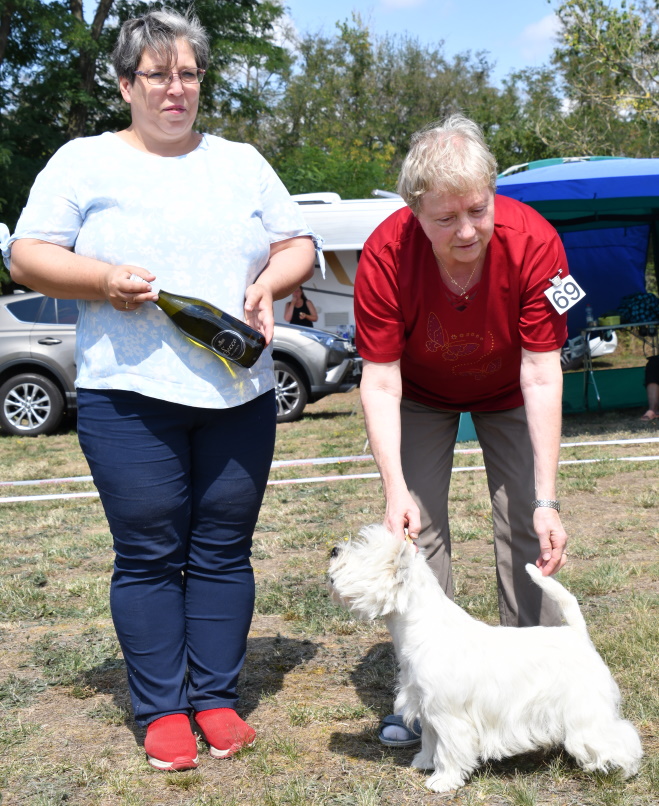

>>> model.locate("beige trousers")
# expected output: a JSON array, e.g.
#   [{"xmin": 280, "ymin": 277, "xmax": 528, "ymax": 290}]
[{"xmin": 400, "ymin": 399, "xmax": 562, "ymax": 627}]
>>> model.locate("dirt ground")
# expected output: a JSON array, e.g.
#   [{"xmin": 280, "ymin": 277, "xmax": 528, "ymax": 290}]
[{"xmin": 0, "ymin": 392, "xmax": 658, "ymax": 805}]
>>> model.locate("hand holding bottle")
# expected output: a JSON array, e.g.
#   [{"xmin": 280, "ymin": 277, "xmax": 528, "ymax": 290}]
[{"xmin": 102, "ymin": 265, "xmax": 157, "ymax": 312}]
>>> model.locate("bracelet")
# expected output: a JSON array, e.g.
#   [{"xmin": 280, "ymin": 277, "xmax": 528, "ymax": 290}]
[{"xmin": 532, "ymin": 499, "xmax": 560, "ymax": 512}]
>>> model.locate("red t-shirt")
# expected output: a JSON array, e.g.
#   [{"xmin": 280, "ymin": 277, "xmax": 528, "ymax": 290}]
[{"xmin": 354, "ymin": 195, "xmax": 568, "ymax": 411}]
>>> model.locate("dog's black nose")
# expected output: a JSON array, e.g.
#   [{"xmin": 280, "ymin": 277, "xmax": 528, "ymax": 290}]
[{"xmin": 330, "ymin": 546, "xmax": 340, "ymax": 558}]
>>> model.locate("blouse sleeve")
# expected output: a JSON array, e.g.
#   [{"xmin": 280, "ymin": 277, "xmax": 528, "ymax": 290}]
[{"xmin": 8, "ymin": 141, "xmax": 84, "ymax": 252}]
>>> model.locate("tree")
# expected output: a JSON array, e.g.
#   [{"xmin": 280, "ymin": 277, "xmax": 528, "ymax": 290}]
[
  {"xmin": 546, "ymin": 0, "xmax": 659, "ymax": 155},
  {"xmin": 264, "ymin": 17, "xmax": 532, "ymax": 197},
  {"xmin": 492, "ymin": 0, "xmax": 659, "ymax": 162},
  {"xmin": 556, "ymin": 0, "xmax": 659, "ymax": 121},
  {"xmin": 0, "ymin": 0, "xmax": 288, "ymax": 233},
  {"xmin": 196, "ymin": 4, "xmax": 293, "ymax": 146},
  {"xmin": 266, "ymin": 18, "xmax": 396, "ymax": 195}
]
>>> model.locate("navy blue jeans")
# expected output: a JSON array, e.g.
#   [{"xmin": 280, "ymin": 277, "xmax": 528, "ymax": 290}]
[{"xmin": 77, "ymin": 388, "xmax": 276, "ymax": 726}]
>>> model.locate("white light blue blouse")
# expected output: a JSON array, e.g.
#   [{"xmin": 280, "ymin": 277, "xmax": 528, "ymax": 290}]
[{"xmin": 3, "ymin": 132, "xmax": 316, "ymax": 408}]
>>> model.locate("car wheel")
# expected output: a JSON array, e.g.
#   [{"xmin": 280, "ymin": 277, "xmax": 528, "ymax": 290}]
[
  {"xmin": 0, "ymin": 373, "xmax": 65, "ymax": 436},
  {"xmin": 274, "ymin": 360, "xmax": 309, "ymax": 423}
]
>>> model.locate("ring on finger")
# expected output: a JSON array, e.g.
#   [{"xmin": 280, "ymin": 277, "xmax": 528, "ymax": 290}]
[{"xmin": 125, "ymin": 301, "xmax": 129, "ymax": 310}]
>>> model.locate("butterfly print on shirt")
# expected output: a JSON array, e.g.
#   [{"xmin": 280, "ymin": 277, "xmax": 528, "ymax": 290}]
[
  {"xmin": 425, "ymin": 313, "xmax": 500, "ymax": 378},
  {"xmin": 426, "ymin": 313, "xmax": 479, "ymax": 361}
]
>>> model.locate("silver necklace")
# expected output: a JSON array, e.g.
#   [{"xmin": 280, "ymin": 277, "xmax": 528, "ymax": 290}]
[{"xmin": 432, "ymin": 247, "xmax": 479, "ymax": 296}]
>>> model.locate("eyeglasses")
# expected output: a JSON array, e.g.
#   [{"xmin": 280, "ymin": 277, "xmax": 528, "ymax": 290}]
[{"xmin": 133, "ymin": 68, "xmax": 206, "ymax": 85}]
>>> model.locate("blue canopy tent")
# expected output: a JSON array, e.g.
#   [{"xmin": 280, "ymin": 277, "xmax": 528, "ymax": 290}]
[{"xmin": 496, "ymin": 157, "xmax": 659, "ymax": 337}]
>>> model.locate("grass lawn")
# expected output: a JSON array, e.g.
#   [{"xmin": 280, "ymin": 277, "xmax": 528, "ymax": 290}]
[{"xmin": 0, "ymin": 389, "xmax": 657, "ymax": 805}]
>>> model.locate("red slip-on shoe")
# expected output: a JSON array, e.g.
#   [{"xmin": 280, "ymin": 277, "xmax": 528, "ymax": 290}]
[
  {"xmin": 194, "ymin": 708, "xmax": 256, "ymax": 759},
  {"xmin": 144, "ymin": 714, "xmax": 199, "ymax": 771}
]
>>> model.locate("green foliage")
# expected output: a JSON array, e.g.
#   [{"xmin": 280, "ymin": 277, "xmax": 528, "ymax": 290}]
[
  {"xmin": 2, "ymin": 0, "xmax": 658, "ymax": 267},
  {"xmin": 0, "ymin": 0, "xmax": 289, "ymax": 232},
  {"xmin": 263, "ymin": 18, "xmax": 538, "ymax": 193},
  {"xmin": 276, "ymin": 142, "xmax": 394, "ymax": 198},
  {"xmin": 540, "ymin": 0, "xmax": 659, "ymax": 156}
]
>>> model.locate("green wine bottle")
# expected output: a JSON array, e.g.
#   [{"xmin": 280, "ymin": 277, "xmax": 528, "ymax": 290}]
[{"xmin": 155, "ymin": 289, "xmax": 266, "ymax": 369}]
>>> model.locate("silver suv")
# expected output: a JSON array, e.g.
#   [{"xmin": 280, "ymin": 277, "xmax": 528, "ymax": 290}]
[{"xmin": 0, "ymin": 292, "xmax": 361, "ymax": 436}]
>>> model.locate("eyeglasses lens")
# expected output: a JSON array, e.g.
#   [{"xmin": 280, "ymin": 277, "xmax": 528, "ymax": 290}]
[{"xmin": 147, "ymin": 70, "xmax": 205, "ymax": 85}]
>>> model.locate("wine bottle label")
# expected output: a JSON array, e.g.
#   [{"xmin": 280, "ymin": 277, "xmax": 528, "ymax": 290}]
[{"xmin": 211, "ymin": 329, "xmax": 247, "ymax": 360}]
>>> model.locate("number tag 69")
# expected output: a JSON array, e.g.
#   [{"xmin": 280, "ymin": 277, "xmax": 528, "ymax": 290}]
[{"xmin": 544, "ymin": 277, "xmax": 586, "ymax": 314}]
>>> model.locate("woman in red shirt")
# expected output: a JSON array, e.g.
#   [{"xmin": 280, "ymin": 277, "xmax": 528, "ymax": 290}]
[{"xmin": 354, "ymin": 115, "xmax": 569, "ymax": 747}]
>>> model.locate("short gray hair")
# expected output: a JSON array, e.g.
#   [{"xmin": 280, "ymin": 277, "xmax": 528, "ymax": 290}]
[
  {"xmin": 112, "ymin": 7, "xmax": 210, "ymax": 82},
  {"xmin": 397, "ymin": 115, "xmax": 498, "ymax": 215}
]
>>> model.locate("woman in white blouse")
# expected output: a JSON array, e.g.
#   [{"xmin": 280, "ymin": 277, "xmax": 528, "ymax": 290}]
[{"xmin": 7, "ymin": 8, "xmax": 315, "ymax": 772}]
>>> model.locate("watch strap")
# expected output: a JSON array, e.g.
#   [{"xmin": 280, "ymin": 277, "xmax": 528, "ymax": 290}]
[{"xmin": 532, "ymin": 499, "xmax": 560, "ymax": 512}]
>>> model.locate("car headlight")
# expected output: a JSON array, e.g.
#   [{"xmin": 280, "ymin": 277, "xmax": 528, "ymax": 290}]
[
  {"xmin": 295, "ymin": 328, "xmax": 357, "ymax": 367},
  {"xmin": 300, "ymin": 331, "xmax": 337, "ymax": 348}
]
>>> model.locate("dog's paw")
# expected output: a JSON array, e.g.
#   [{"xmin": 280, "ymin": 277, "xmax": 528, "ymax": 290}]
[
  {"xmin": 411, "ymin": 750, "xmax": 434, "ymax": 770},
  {"xmin": 425, "ymin": 770, "xmax": 466, "ymax": 793}
]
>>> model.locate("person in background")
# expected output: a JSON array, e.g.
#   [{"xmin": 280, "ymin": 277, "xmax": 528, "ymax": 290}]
[
  {"xmin": 354, "ymin": 115, "xmax": 569, "ymax": 747},
  {"xmin": 284, "ymin": 285, "xmax": 318, "ymax": 327},
  {"xmin": 5, "ymin": 8, "xmax": 315, "ymax": 772},
  {"xmin": 641, "ymin": 354, "xmax": 659, "ymax": 421}
]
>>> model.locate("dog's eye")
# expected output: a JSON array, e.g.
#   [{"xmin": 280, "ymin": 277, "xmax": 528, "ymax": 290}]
[{"xmin": 330, "ymin": 546, "xmax": 340, "ymax": 558}]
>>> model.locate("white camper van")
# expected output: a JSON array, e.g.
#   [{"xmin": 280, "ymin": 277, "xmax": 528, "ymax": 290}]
[{"xmin": 273, "ymin": 192, "xmax": 406, "ymax": 334}]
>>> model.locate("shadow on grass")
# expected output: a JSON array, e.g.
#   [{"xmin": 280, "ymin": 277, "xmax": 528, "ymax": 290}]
[
  {"xmin": 327, "ymin": 643, "xmax": 576, "ymax": 784},
  {"xmin": 328, "ymin": 641, "xmax": 416, "ymax": 766},
  {"xmin": 241, "ymin": 634, "xmax": 319, "ymax": 713},
  {"xmin": 562, "ymin": 407, "xmax": 655, "ymax": 437},
  {"xmin": 87, "ymin": 634, "xmax": 319, "ymax": 748},
  {"xmin": 305, "ymin": 410, "xmax": 357, "ymax": 420}
]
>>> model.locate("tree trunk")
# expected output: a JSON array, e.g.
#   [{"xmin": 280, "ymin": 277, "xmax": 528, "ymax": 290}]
[
  {"xmin": 66, "ymin": 0, "xmax": 115, "ymax": 139},
  {"xmin": 0, "ymin": 3, "xmax": 14, "ymax": 68}
]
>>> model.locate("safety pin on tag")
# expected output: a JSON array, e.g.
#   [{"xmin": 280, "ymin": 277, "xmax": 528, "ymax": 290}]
[
  {"xmin": 549, "ymin": 269, "xmax": 563, "ymax": 287},
  {"xmin": 544, "ymin": 269, "xmax": 586, "ymax": 314}
]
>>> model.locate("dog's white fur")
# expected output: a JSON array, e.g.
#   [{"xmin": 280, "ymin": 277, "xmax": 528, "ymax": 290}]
[{"xmin": 328, "ymin": 524, "xmax": 642, "ymax": 793}]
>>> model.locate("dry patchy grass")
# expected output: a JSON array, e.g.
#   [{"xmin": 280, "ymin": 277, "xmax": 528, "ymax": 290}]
[{"xmin": 0, "ymin": 390, "xmax": 657, "ymax": 805}]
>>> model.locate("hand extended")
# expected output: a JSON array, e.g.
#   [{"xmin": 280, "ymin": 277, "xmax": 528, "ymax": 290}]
[
  {"xmin": 534, "ymin": 507, "xmax": 568, "ymax": 576},
  {"xmin": 244, "ymin": 283, "xmax": 274, "ymax": 344},
  {"xmin": 102, "ymin": 265, "xmax": 158, "ymax": 312}
]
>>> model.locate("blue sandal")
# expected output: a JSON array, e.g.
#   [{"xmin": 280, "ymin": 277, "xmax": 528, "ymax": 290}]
[{"xmin": 378, "ymin": 714, "xmax": 422, "ymax": 747}]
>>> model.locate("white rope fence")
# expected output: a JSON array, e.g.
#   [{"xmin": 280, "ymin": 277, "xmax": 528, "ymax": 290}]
[{"xmin": 0, "ymin": 437, "xmax": 658, "ymax": 504}]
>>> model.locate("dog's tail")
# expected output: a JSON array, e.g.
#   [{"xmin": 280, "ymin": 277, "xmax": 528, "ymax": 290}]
[{"xmin": 525, "ymin": 564, "xmax": 589, "ymax": 639}]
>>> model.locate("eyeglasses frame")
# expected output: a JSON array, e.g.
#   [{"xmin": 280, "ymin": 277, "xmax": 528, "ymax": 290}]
[{"xmin": 133, "ymin": 68, "xmax": 207, "ymax": 86}]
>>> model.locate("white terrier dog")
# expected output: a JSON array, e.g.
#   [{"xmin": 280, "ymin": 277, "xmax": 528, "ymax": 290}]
[{"xmin": 328, "ymin": 524, "xmax": 642, "ymax": 793}]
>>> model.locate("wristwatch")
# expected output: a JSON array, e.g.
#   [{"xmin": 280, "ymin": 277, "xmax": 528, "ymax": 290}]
[{"xmin": 532, "ymin": 499, "xmax": 560, "ymax": 512}]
